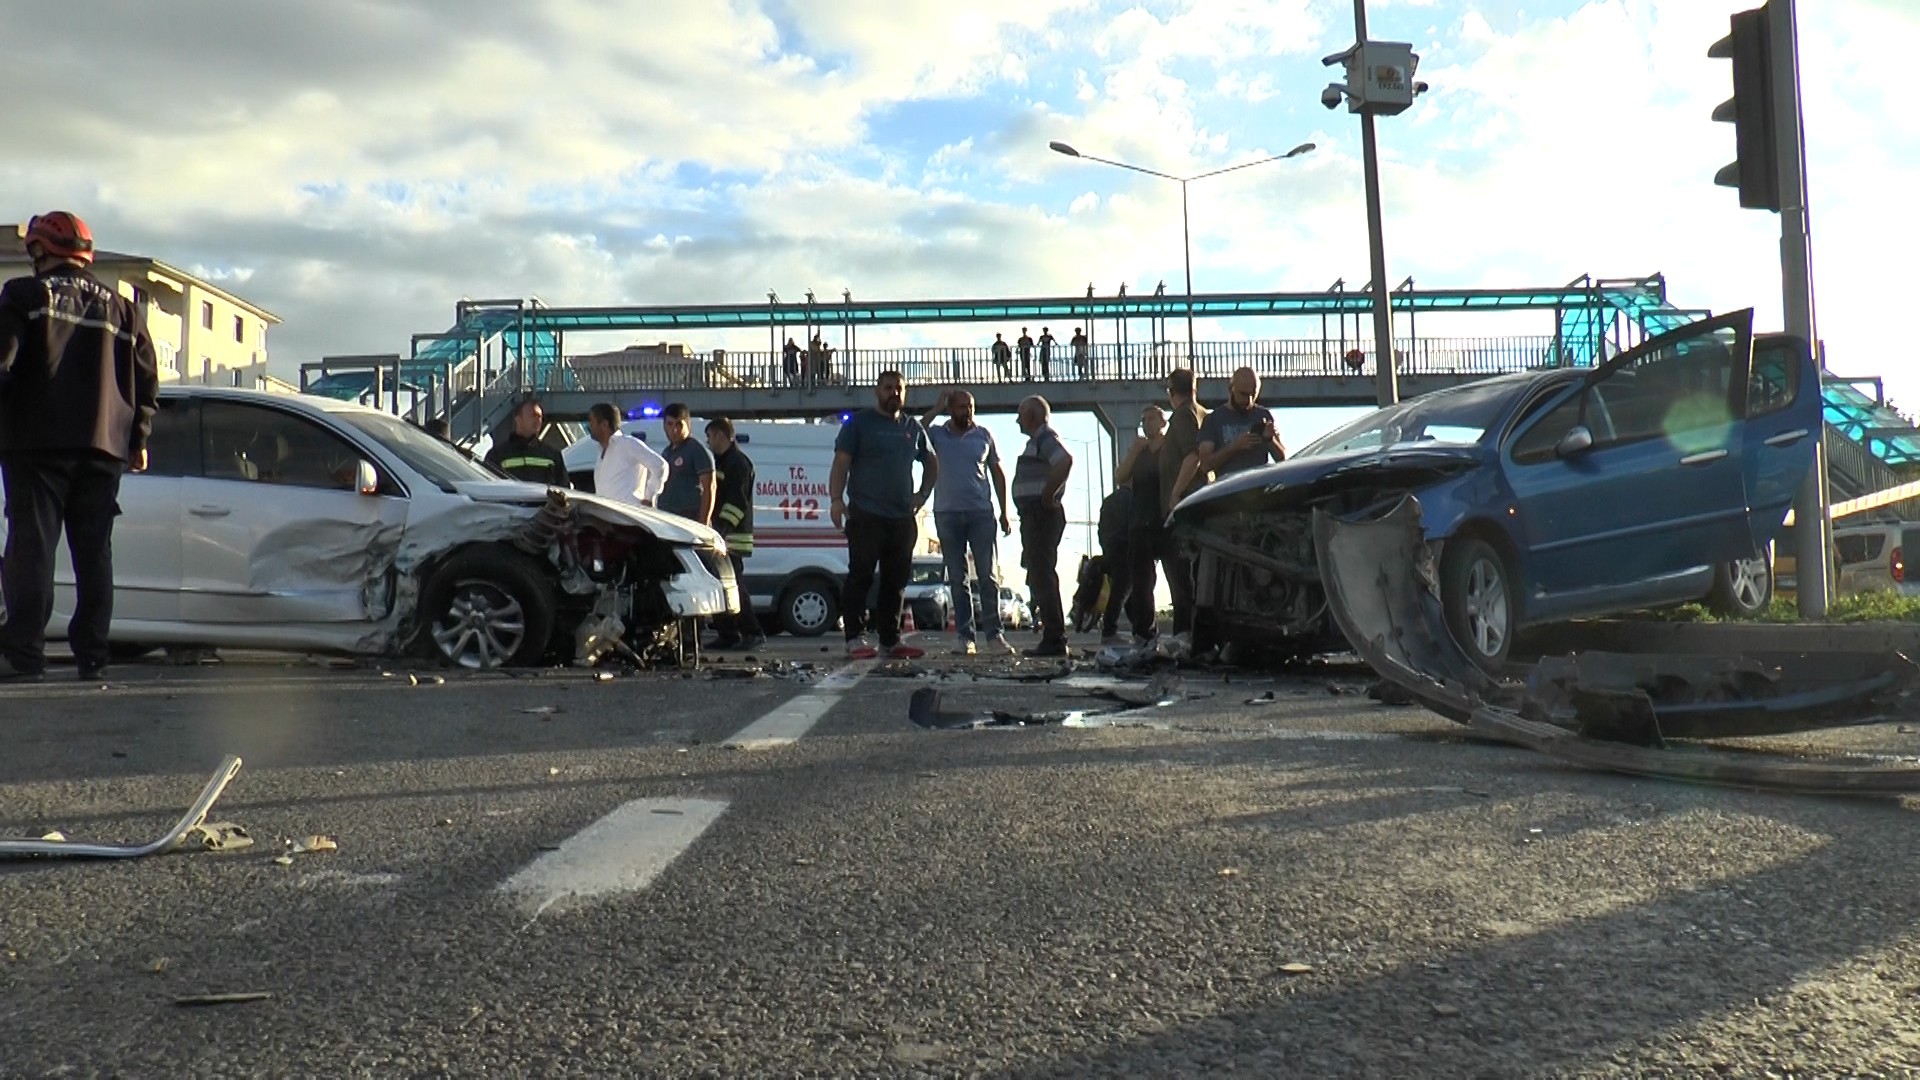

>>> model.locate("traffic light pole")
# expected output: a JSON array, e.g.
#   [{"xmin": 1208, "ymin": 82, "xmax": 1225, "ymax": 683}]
[{"xmin": 1770, "ymin": 0, "xmax": 1831, "ymax": 619}]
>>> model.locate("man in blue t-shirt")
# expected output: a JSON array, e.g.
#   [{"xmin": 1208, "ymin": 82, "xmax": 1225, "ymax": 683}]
[
  {"xmin": 657, "ymin": 403, "xmax": 715, "ymax": 526},
  {"xmin": 1195, "ymin": 366, "xmax": 1286, "ymax": 481},
  {"xmin": 830, "ymin": 370, "xmax": 938, "ymax": 660},
  {"xmin": 922, "ymin": 389, "xmax": 1014, "ymax": 656}
]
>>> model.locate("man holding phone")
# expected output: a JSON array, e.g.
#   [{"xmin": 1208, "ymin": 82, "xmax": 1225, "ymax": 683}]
[{"xmin": 1194, "ymin": 366, "xmax": 1285, "ymax": 481}]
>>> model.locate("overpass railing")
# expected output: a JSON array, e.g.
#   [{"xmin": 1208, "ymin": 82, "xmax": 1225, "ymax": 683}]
[{"xmin": 570, "ymin": 334, "xmax": 1562, "ymax": 394}]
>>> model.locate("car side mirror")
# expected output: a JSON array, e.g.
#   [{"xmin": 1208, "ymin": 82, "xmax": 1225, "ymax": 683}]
[
  {"xmin": 356, "ymin": 460, "xmax": 381, "ymax": 496},
  {"xmin": 1555, "ymin": 426, "xmax": 1595, "ymax": 458}
]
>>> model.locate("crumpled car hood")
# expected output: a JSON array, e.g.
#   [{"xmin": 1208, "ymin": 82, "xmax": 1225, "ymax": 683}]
[
  {"xmin": 451, "ymin": 481, "xmax": 721, "ymax": 546},
  {"xmin": 1172, "ymin": 444, "xmax": 1486, "ymax": 516}
]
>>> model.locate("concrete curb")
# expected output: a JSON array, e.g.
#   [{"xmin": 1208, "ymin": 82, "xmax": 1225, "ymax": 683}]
[{"xmin": 1520, "ymin": 619, "xmax": 1920, "ymax": 657}]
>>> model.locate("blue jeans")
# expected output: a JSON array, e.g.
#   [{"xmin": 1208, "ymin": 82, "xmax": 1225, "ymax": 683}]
[{"xmin": 935, "ymin": 509, "xmax": 1002, "ymax": 640}]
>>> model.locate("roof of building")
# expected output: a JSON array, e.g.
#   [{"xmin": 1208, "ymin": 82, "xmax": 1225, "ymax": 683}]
[{"xmin": 1, "ymin": 226, "xmax": 280, "ymax": 324}]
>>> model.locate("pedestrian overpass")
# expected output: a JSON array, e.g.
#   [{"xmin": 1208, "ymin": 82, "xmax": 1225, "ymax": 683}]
[{"xmin": 298, "ymin": 274, "xmax": 1920, "ymax": 509}]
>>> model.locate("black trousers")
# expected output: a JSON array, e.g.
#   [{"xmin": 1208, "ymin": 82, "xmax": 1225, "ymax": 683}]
[
  {"xmin": 1124, "ymin": 526, "xmax": 1162, "ymax": 639},
  {"xmin": 1019, "ymin": 502, "xmax": 1067, "ymax": 646},
  {"xmin": 1156, "ymin": 525, "xmax": 1196, "ymax": 636},
  {"xmin": 842, "ymin": 511, "xmax": 916, "ymax": 646},
  {"xmin": 0, "ymin": 452, "xmax": 123, "ymax": 673},
  {"xmin": 1100, "ymin": 541, "xmax": 1132, "ymax": 637},
  {"xmin": 716, "ymin": 550, "xmax": 764, "ymax": 641}
]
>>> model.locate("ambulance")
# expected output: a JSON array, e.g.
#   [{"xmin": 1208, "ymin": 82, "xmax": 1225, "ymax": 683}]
[{"xmin": 563, "ymin": 417, "xmax": 932, "ymax": 636}]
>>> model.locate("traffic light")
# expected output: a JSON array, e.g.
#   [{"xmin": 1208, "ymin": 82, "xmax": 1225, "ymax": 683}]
[{"xmin": 1710, "ymin": 5, "xmax": 1781, "ymax": 212}]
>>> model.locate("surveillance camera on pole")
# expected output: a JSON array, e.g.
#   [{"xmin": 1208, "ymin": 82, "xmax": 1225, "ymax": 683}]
[
  {"xmin": 1320, "ymin": 6, "xmax": 1428, "ymax": 409},
  {"xmin": 1322, "ymin": 40, "xmax": 1425, "ymax": 116}
]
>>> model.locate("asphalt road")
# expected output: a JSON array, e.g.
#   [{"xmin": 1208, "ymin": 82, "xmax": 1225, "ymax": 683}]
[{"xmin": 5, "ymin": 634, "xmax": 1920, "ymax": 1077}]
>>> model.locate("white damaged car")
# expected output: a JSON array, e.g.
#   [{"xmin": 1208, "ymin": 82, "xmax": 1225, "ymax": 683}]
[{"xmin": 0, "ymin": 387, "xmax": 737, "ymax": 669}]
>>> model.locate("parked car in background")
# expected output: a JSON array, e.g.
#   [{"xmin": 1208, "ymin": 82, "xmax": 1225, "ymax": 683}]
[
  {"xmin": 1170, "ymin": 310, "xmax": 1819, "ymax": 671},
  {"xmin": 0, "ymin": 388, "xmax": 737, "ymax": 669},
  {"xmin": 968, "ymin": 581, "xmax": 1029, "ymax": 630},
  {"xmin": 901, "ymin": 557, "xmax": 953, "ymax": 631}
]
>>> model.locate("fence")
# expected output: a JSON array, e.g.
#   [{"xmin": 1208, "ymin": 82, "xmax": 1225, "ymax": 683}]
[{"xmin": 569, "ymin": 334, "xmax": 1563, "ymax": 394}]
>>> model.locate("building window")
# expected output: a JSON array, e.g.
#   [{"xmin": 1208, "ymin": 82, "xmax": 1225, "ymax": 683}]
[
  {"xmin": 201, "ymin": 301, "xmax": 213, "ymax": 330},
  {"xmin": 131, "ymin": 286, "xmax": 147, "ymax": 308},
  {"xmin": 234, "ymin": 315, "xmax": 245, "ymax": 343}
]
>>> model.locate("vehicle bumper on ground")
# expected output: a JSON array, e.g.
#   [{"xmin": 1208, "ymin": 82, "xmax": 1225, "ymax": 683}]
[{"xmin": 665, "ymin": 544, "xmax": 738, "ymax": 618}]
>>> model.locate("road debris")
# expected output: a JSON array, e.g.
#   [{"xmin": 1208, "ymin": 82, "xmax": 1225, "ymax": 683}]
[
  {"xmin": 1314, "ymin": 497, "xmax": 1920, "ymax": 796},
  {"xmin": 184, "ymin": 822, "xmax": 254, "ymax": 852},
  {"xmin": 0, "ymin": 756, "xmax": 243, "ymax": 859},
  {"xmin": 174, "ymin": 992, "xmax": 273, "ymax": 1008},
  {"xmin": 286, "ymin": 836, "xmax": 338, "ymax": 856}
]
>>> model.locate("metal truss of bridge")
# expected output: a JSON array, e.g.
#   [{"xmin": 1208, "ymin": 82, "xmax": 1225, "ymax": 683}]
[{"xmin": 299, "ymin": 274, "xmax": 1920, "ymax": 492}]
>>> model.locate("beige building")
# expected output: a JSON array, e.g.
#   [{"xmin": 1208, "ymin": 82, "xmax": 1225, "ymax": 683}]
[{"xmin": 2, "ymin": 223, "xmax": 283, "ymax": 390}]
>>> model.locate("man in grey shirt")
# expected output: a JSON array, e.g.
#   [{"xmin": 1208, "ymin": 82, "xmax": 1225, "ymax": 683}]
[
  {"xmin": 922, "ymin": 389, "xmax": 1014, "ymax": 656},
  {"xmin": 830, "ymin": 370, "xmax": 938, "ymax": 660}
]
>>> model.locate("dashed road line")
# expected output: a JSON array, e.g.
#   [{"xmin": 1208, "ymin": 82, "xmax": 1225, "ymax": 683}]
[
  {"xmin": 722, "ymin": 660, "xmax": 869, "ymax": 749},
  {"xmin": 498, "ymin": 797, "xmax": 730, "ymax": 917}
]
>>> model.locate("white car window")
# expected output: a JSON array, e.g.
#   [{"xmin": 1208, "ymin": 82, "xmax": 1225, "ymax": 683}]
[{"xmin": 200, "ymin": 402, "xmax": 363, "ymax": 491}]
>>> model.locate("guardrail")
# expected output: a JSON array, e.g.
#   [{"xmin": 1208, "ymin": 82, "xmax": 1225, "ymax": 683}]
[{"xmin": 569, "ymin": 335, "xmax": 1564, "ymax": 394}]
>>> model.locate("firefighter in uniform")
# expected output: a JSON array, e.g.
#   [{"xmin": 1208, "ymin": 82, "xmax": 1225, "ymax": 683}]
[
  {"xmin": 704, "ymin": 417, "xmax": 766, "ymax": 649},
  {"xmin": 0, "ymin": 212, "xmax": 160, "ymax": 682},
  {"xmin": 484, "ymin": 397, "xmax": 569, "ymax": 486}
]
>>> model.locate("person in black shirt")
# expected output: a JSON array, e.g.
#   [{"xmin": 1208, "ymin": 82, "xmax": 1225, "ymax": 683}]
[
  {"xmin": 704, "ymin": 417, "xmax": 765, "ymax": 648},
  {"xmin": 1115, "ymin": 404, "xmax": 1167, "ymax": 646},
  {"xmin": 1017, "ymin": 328, "xmax": 1034, "ymax": 380},
  {"xmin": 484, "ymin": 399, "xmax": 568, "ymax": 487},
  {"xmin": 0, "ymin": 212, "xmax": 159, "ymax": 682}
]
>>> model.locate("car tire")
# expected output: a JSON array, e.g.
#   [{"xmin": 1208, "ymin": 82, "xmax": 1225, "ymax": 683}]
[
  {"xmin": 417, "ymin": 547, "xmax": 557, "ymax": 669},
  {"xmin": 779, "ymin": 576, "xmax": 840, "ymax": 637},
  {"xmin": 1440, "ymin": 536, "xmax": 1515, "ymax": 674},
  {"xmin": 1709, "ymin": 550, "xmax": 1774, "ymax": 618}
]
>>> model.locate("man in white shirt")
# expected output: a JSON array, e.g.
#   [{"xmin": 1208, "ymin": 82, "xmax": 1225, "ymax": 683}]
[{"xmin": 587, "ymin": 403, "xmax": 667, "ymax": 508}]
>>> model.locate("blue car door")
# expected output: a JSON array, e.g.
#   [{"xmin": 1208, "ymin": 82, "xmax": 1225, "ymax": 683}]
[
  {"xmin": 1737, "ymin": 333, "xmax": 1821, "ymax": 555},
  {"xmin": 1502, "ymin": 310, "xmax": 1755, "ymax": 618}
]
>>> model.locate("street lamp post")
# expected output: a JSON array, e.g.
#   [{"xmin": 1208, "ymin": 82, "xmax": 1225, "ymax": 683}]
[{"xmin": 1049, "ymin": 140, "xmax": 1316, "ymax": 366}]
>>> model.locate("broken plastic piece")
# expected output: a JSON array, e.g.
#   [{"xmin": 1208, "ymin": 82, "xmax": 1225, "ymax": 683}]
[{"xmin": 0, "ymin": 756, "xmax": 243, "ymax": 859}]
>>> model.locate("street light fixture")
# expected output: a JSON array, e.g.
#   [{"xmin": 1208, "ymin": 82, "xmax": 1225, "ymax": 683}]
[{"xmin": 1050, "ymin": 140, "xmax": 1317, "ymax": 366}]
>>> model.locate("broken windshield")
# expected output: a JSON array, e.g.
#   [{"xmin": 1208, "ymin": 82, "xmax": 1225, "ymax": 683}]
[{"xmin": 1297, "ymin": 379, "xmax": 1527, "ymax": 459}]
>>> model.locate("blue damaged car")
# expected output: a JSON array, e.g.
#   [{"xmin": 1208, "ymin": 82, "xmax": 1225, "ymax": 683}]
[{"xmin": 1169, "ymin": 310, "xmax": 1819, "ymax": 670}]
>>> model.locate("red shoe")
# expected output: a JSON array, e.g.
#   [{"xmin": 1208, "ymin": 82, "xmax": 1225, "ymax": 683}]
[
  {"xmin": 846, "ymin": 636, "xmax": 879, "ymax": 660},
  {"xmin": 887, "ymin": 643, "xmax": 925, "ymax": 660}
]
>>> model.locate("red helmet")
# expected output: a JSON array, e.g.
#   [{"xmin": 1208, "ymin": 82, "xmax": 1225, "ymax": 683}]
[{"xmin": 25, "ymin": 211, "xmax": 95, "ymax": 263}]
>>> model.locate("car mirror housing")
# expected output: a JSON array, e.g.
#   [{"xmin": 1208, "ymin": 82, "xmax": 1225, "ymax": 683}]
[
  {"xmin": 356, "ymin": 460, "xmax": 381, "ymax": 496},
  {"xmin": 1555, "ymin": 426, "xmax": 1595, "ymax": 458}
]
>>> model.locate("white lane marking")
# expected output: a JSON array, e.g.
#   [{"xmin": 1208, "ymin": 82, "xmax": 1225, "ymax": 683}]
[
  {"xmin": 498, "ymin": 798, "xmax": 729, "ymax": 916},
  {"xmin": 722, "ymin": 661, "xmax": 868, "ymax": 749}
]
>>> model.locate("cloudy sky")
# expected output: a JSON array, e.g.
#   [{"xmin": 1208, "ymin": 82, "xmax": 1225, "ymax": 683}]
[{"xmin": 6, "ymin": 0, "xmax": 1914, "ymax": 581}]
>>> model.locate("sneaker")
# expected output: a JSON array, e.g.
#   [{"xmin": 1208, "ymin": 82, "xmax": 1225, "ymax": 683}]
[
  {"xmin": 983, "ymin": 633, "xmax": 1016, "ymax": 655},
  {"xmin": 846, "ymin": 636, "xmax": 879, "ymax": 660},
  {"xmin": 1025, "ymin": 640, "xmax": 1069, "ymax": 658},
  {"xmin": 888, "ymin": 643, "xmax": 926, "ymax": 660},
  {"xmin": 705, "ymin": 635, "xmax": 741, "ymax": 651},
  {"xmin": 739, "ymin": 635, "xmax": 768, "ymax": 650},
  {"xmin": 76, "ymin": 664, "xmax": 109, "ymax": 682},
  {"xmin": 1156, "ymin": 632, "xmax": 1193, "ymax": 660},
  {"xmin": 953, "ymin": 640, "xmax": 978, "ymax": 657}
]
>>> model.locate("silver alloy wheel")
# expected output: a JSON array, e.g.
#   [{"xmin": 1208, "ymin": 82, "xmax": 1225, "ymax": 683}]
[
  {"xmin": 1729, "ymin": 555, "xmax": 1770, "ymax": 611},
  {"xmin": 430, "ymin": 578, "xmax": 528, "ymax": 669},
  {"xmin": 790, "ymin": 589, "xmax": 832, "ymax": 633},
  {"xmin": 1463, "ymin": 556, "xmax": 1510, "ymax": 660}
]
